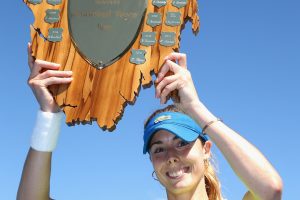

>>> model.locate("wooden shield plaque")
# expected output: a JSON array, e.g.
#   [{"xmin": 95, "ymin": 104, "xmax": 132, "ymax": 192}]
[{"xmin": 24, "ymin": 0, "xmax": 200, "ymax": 130}]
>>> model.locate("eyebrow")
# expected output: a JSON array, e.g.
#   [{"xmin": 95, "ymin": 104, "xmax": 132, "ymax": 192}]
[{"xmin": 148, "ymin": 135, "xmax": 180, "ymax": 150}]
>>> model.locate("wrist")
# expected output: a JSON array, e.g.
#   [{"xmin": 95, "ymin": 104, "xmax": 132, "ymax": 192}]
[
  {"xmin": 40, "ymin": 104, "xmax": 61, "ymax": 113},
  {"xmin": 185, "ymin": 100, "xmax": 218, "ymax": 128},
  {"xmin": 30, "ymin": 110, "xmax": 63, "ymax": 152}
]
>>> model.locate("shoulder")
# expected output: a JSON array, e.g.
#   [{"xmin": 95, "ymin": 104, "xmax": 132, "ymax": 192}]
[{"xmin": 242, "ymin": 191, "xmax": 258, "ymax": 200}]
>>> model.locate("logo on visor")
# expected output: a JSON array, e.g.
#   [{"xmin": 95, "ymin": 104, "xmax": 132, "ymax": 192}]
[{"xmin": 154, "ymin": 115, "xmax": 172, "ymax": 124}]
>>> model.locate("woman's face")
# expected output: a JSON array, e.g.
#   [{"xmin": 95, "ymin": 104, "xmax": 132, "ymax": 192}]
[{"xmin": 149, "ymin": 130, "xmax": 211, "ymax": 194}]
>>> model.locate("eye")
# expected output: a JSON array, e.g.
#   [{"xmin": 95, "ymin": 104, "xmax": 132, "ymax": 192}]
[
  {"xmin": 177, "ymin": 140, "xmax": 189, "ymax": 148},
  {"xmin": 151, "ymin": 146, "xmax": 165, "ymax": 154}
]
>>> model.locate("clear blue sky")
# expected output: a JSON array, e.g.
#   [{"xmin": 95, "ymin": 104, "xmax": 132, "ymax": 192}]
[{"xmin": 1, "ymin": 1, "xmax": 299, "ymax": 199}]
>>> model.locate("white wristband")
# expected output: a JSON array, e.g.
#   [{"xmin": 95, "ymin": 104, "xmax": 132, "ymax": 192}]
[{"xmin": 30, "ymin": 110, "xmax": 63, "ymax": 152}]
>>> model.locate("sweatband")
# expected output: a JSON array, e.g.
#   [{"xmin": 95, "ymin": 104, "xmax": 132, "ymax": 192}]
[{"xmin": 30, "ymin": 110, "xmax": 63, "ymax": 152}]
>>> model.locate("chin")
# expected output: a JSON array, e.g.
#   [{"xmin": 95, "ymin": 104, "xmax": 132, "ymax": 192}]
[{"xmin": 165, "ymin": 176, "xmax": 196, "ymax": 194}]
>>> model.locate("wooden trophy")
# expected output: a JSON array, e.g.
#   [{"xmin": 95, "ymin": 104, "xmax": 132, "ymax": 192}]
[{"xmin": 24, "ymin": 0, "xmax": 200, "ymax": 130}]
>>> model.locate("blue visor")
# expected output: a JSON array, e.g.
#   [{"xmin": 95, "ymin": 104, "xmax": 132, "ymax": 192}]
[{"xmin": 143, "ymin": 111, "xmax": 208, "ymax": 154}]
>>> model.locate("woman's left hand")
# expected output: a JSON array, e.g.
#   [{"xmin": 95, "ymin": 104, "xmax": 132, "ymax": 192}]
[{"xmin": 155, "ymin": 52, "xmax": 200, "ymax": 112}]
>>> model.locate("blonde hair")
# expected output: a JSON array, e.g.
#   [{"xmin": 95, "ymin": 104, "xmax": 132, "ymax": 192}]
[
  {"xmin": 145, "ymin": 105, "xmax": 222, "ymax": 200},
  {"xmin": 204, "ymin": 155, "xmax": 222, "ymax": 200}
]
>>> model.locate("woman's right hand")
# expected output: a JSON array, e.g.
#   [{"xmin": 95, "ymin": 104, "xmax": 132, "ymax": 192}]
[
  {"xmin": 27, "ymin": 43, "xmax": 73, "ymax": 113},
  {"xmin": 155, "ymin": 52, "xmax": 201, "ymax": 113}
]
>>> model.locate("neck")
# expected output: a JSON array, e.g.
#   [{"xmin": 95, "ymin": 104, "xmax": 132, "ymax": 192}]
[{"xmin": 166, "ymin": 177, "xmax": 208, "ymax": 200}]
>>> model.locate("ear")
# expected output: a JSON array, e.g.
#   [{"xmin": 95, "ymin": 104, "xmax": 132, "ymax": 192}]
[{"xmin": 203, "ymin": 140, "xmax": 212, "ymax": 159}]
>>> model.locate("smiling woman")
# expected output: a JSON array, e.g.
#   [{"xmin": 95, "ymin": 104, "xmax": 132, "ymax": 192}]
[
  {"xmin": 144, "ymin": 106, "xmax": 222, "ymax": 200},
  {"xmin": 140, "ymin": 52, "xmax": 283, "ymax": 200}
]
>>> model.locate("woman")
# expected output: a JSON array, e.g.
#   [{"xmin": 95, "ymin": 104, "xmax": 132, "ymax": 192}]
[
  {"xmin": 141, "ymin": 52, "xmax": 282, "ymax": 200},
  {"xmin": 17, "ymin": 43, "xmax": 282, "ymax": 200}
]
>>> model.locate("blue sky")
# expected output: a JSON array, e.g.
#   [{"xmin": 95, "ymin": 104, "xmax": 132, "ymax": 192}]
[{"xmin": 1, "ymin": 0, "xmax": 299, "ymax": 199}]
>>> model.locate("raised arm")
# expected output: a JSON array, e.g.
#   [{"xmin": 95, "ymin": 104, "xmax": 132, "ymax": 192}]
[
  {"xmin": 155, "ymin": 52, "xmax": 283, "ymax": 200},
  {"xmin": 17, "ymin": 149, "xmax": 52, "ymax": 200},
  {"xmin": 17, "ymin": 43, "xmax": 72, "ymax": 200}
]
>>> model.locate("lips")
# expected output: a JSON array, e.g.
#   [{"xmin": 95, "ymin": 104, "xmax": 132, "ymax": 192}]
[{"xmin": 166, "ymin": 166, "xmax": 190, "ymax": 179}]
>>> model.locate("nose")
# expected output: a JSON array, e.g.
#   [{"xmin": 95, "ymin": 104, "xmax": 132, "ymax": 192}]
[
  {"xmin": 168, "ymin": 157, "xmax": 178, "ymax": 164},
  {"xmin": 166, "ymin": 148, "xmax": 179, "ymax": 164}
]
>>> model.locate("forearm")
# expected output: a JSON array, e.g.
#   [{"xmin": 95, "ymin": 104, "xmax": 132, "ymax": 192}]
[
  {"xmin": 17, "ymin": 148, "xmax": 52, "ymax": 200},
  {"xmin": 17, "ymin": 110, "xmax": 62, "ymax": 200},
  {"xmin": 190, "ymin": 101, "xmax": 283, "ymax": 200}
]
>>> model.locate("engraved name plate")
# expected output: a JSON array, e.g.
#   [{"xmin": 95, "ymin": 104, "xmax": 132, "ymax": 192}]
[
  {"xmin": 147, "ymin": 13, "xmax": 162, "ymax": 27},
  {"xmin": 160, "ymin": 32, "xmax": 175, "ymax": 46},
  {"xmin": 28, "ymin": 0, "xmax": 42, "ymax": 5},
  {"xmin": 48, "ymin": 28, "xmax": 63, "ymax": 42},
  {"xmin": 45, "ymin": 9, "xmax": 60, "ymax": 24},
  {"xmin": 140, "ymin": 32, "xmax": 156, "ymax": 46},
  {"xmin": 172, "ymin": 0, "xmax": 187, "ymax": 8},
  {"xmin": 152, "ymin": 0, "xmax": 167, "ymax": 8},
  {"xmin": 47, "ymin": 0, "xmax": 62, "ymax": 6},
  {"xmin": 130, "ymin": 49, "xmax": 146, "ymax": 64},
  {"xmin": 165, "ymin": 12, "xmax": 181, "ymax": 26}
]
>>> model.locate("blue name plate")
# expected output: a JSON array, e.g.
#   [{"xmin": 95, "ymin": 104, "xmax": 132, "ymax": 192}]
[
  {"xmin": 165, "ymin": 12, "xmax": 181, "ymax": 26},
  {"xmin": 172, "ymin": 0, "xmax": 187, "ymax": 8},
  {"xmin": 28, "ymin": 0, "xmax": 42, "ymax": 5},
  {"xmin": 147, "ymin": 13, "xmax": 162, "ymax": 27},
  {"xmin": 152, "ymin": 0, "xmax": 167, "ymax": 8},
  {"xmin": 47, "ymin": 0, "xmax": 62, "ymax": 5},
  {"xmin": 140, "ymin": 32, "xmax": 156, "ymax": 46},
  {"xmin": 45, "ymin": 9, "xmax": 60, "ymax": 24},
  {"xmin": 159, "ymin": 32, "xmax": 175, "ymax": 47},
  {"xmin": 48, "ymin": 28, "xmax": 63, "ymax": 42},
  {"xmin": 130, "ymin": 49, "xmax": 146, "ymax": 65}
]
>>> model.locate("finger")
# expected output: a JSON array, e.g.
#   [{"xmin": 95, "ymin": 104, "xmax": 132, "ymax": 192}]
[
  {"xmin": 27, "ymin": 42, "xmax": 34, "ymax": 70},
  {"xmin": 156, "ymin": 74, "xmax": 180, "ymax": 98},
  {"xmin": 38, "ymin": 70, "xmax": 73, "ymax": 80},
  {"xmin": 42, "ymin": 77, "xmax": 73, "ymax": 87},
  {"xmin": 164, "ymin": 52, "xmax": 187, "ymax": 68},
  {"xmin": 35, "ymin": 60, "xmax": 61, "ymax": 70},
  {"xmin": 31, "ymin": 60, "xmax": 60, "ymax": 78},
  {"xmin": 155, "ymin": 60, "xmax": 180, "ymax": 84},
  {"xmin": 160, "ymin": 81, "xmax": 178, "ymax": 104}
]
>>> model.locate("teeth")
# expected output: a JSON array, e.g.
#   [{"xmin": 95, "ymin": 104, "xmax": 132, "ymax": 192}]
[{"xmin": 168, "ymin": 169, "xmax": 183, "ymax": 178}]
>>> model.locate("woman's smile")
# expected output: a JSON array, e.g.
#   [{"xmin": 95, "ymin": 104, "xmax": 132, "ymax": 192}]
[{"xmin": 166, "ymin": 166, "xmax": 191, "ymax": 179}]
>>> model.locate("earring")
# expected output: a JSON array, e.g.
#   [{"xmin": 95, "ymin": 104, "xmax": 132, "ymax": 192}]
[
  {"xmin": 204, "ymin": 158, "xmax": 209, "ymax": 168},
  {"xmin": 152, "ymin": 171, "xmax": 159, "ymax": 181}
]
